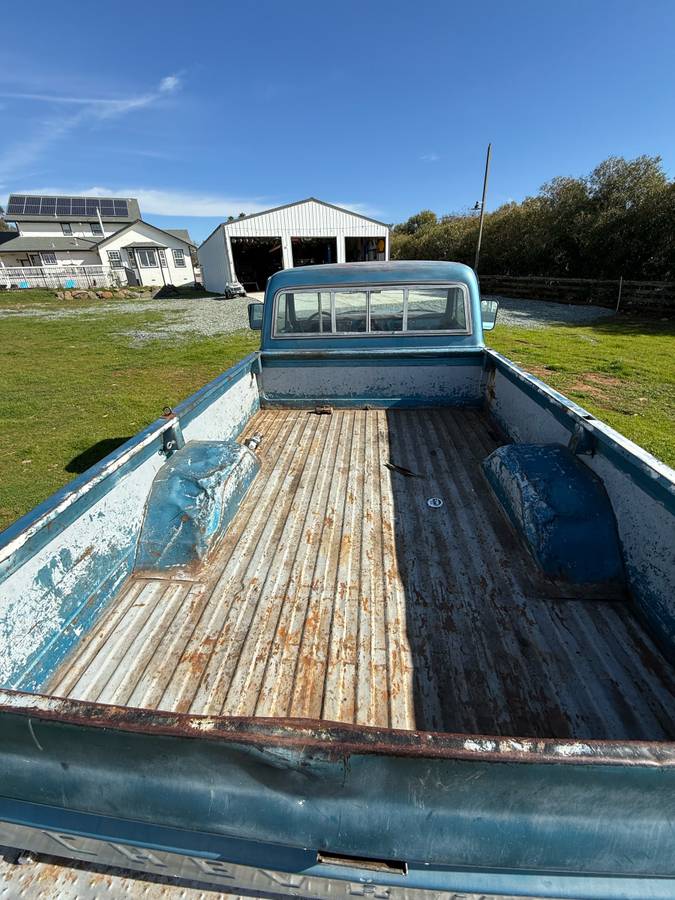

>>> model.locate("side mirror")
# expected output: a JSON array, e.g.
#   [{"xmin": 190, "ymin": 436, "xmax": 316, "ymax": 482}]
[
  {"xmin": 248, "ymin": 302, "xmax": 263, "ymax": 330},
  {"xmin": 480, "ymin": 298, "xmax": 499, "ymax": 331}
]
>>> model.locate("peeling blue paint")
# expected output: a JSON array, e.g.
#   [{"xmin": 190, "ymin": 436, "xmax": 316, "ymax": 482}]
[
  {"xmin": 0, "ymin": 353, "xmax": 261, "ymax": 693},
  {"xmin": 261, "ymin": 356, "xmax": 485, "ymax": 406},
  {"xmin": 9, "ymin": 556, "xmax": 135, "ymax": 692},
  {"xmin": 135, "ymin": 441, "xmax": 259, "ymax": 573},
  {"xmin": 0, "ymin": 262, "xmax": 674, "ymax": 896}
]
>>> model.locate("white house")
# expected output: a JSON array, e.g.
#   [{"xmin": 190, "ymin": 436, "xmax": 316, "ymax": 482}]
[
  {"xmin": 198, "ymin": 198, "xmax": 390, "ymax": 294},
  {"xmin": 0, "ymin": 194, "xmax": 196, "ymax": 289},
  {"xmin": 96, "ymin": 220, "xmax": 196, "ymax": 287}
]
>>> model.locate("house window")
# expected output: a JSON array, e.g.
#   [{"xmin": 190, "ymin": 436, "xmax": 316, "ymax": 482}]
[
  {"xmin": 107, "ymin": 250, "xmax": 123, "ymax": 268},
  {"xmin": 90, "ymin": 222, "xmax": 103, "ymax": 236},
  {"xmin": 158, "ymin": 249, "xmax": 167, "ymax": 266},
  {"xmin": 61, "ymin": 223, "xmax": 73, "ymax": 235},
  {"xmin": 136, "ymin": 249, "xmax": 158, "ymax": 268},
  {"xmin": 41, "ymin": 252, "xmax": 57, "ymax": 266},
  {"xmin": 172, "ymin": 248, "xmax": 186, "ymax": 268}
]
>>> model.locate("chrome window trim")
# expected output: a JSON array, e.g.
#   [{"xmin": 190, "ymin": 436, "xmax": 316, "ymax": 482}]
[{"xmin": 271, "ymin": 282, "xmax": 472, "ymax": 339}]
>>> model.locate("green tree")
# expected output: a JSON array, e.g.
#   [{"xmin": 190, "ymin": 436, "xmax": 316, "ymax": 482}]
[
  {"xmin": 393, "ymin": 210, "xmax": 438, "ymax": 236},
  {"xmin": 391, "ymin": 155, "xmax": 674, "ymax": 280}
]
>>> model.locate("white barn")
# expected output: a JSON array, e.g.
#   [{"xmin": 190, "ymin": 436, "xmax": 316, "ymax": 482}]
[{"xmin": 198, "ymin": 198, "xmax": 389, "ymax": 294}]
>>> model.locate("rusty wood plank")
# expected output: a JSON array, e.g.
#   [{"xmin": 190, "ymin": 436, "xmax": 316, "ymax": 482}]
[{"xmin": 47, "ymin": 409, "xmax": 675, "ymax": 743}]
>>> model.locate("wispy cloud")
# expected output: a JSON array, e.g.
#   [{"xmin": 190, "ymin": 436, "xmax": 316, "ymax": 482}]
[
  {"xmin": 420, "ymin": 153, "xmax": 440, "ymax": 163},
  {"xmin": 0, "ymin": 75, "xmax": 183, "ymax": 181},
  {"xmin": 3, "ymin": 186, "xmax": 385, "ymax": 221},
  {"xmin": 120, "ymin": 187, "xmax": 264, "ymax": 217},
  {"xmin": 0, "ymin": 73, "xmax": 182, "ymax": 116},
  {"xmin": 333, "ymin": 201, "xmax": 385, "ymax": 219},
  {"xmin": 10, "ymin": 185, "xmax": 268, "ymax": 218},
  {"xmin": 159, "ymin": 75, "xmax": 181, "ymax": 93}
]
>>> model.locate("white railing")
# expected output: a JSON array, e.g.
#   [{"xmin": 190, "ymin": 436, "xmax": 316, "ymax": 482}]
[{"xmin": 0, "ymin": 265, "xmax": 128, "ymax": 290}]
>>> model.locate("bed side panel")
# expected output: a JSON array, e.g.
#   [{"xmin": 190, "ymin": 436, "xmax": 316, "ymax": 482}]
[
  {"xmin": 485, "ymin": 351, "xmax": 675, "ymax": 651},
  {"xmin": 0, "ymin": 356, "xmax": 261, "ymax": 692}
]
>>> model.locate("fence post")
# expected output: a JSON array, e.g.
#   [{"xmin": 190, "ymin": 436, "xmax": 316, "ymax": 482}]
[{"xmin": 615, "ymin": 275, "xmax": 623, "ymax": 313}]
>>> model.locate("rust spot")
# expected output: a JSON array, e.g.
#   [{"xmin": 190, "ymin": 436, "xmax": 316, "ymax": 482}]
[{"xmin": 73, "ymin": 545, "xmax": 95, "ymax": 567}]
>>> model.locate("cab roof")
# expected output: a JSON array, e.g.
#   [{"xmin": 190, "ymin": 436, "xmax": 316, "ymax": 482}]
[{"xmin": 266, "ymin": 260, "xmax": 476, "ymax": 293}]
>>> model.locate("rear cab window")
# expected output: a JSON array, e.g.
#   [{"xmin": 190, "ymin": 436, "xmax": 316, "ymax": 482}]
[{"xmin": 273, "ymin": 284, "xmax": 470, "ymax": 337}]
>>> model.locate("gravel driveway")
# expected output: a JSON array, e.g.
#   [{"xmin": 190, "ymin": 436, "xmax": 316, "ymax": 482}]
[
  {"xmin": 119, "ymin": 296, "xmax": 259, "ymax": 344},
  {"xmin": 0, "ymin": 292, "xmax": 614, "ymax": 342},
  {"xmin": 120, "ymin": 294, "xmax": 613, "ymax": 340},
  {"xmin": 485, "ymin": 295, "xmax": 615, "ymax": 329},
  {"xmin": 0, "ymin": 294, "xmax": 260, "ymax": 344}
]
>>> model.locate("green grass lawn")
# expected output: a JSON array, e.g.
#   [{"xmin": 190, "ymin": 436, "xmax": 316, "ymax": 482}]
[
  {"xmin": 487, "ymin": 315, "xmax": 675, "ymax": 467},
  {"xmin": 0, "ymin": 296, "xmax": 258, "ymax": 530},
  {"xmin": 0, "ymin": 294, "xmax": 673, "ymax": 533}
]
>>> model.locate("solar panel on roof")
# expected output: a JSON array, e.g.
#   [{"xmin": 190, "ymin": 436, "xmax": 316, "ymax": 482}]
[
  {"xmin": 6, "ymin": 196, "xmax": 26, "ymax": 215},
  {"xmin": 5, "ymin": 195, "xmax": 131, "ymax": 217}
]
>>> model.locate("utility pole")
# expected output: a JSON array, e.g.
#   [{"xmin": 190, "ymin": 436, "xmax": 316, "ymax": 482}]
[{"xmin": 474, "ymin": 142, "xmax": 492, "ymax": 272}]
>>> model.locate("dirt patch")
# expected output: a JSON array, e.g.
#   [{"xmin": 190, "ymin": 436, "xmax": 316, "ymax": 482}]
[
  {"xmin": 582, "ymin": 372, "xmax": 622, "ymax": 388},
  {"xmin": 569, "ymin": 371, "xmax": 622, "ymax": 401},
  {"xmin": 523, "ymin": 366, "xmax": 630, "ymax": 411},
  {"xmin": 567, "ymin": 371, "xmax": 639, "ymax": 415},
  {"xmin": 522, "ymin": 364, "xmax": 556, "ymax": 381}
]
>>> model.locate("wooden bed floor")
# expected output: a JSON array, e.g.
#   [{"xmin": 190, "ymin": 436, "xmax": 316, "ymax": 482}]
[{"xmin": 48, "ymin": 408, "xmax": 675, "ymax": 740}]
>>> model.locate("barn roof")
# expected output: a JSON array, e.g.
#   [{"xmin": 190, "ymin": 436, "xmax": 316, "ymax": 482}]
[{"xmin": 221, "ymin": 198, "xmax": 388, "ymax": 229}]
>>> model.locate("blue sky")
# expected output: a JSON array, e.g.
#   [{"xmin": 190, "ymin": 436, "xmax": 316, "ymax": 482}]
[{"xmin": 1, "ymin": 1, "xmax": 674, "ymax": 243}]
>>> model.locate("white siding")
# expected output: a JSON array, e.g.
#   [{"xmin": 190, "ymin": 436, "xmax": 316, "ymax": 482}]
[
  {"xmin": 17, "ymin": 221, "xmax": 126, "ymax": 239},
  {"xmin": 0, "ymin": 250, "xmax": 101, "ymax": 267},
  {"xmin": 223, "ymin": 200, "xmax": 388, "ymax": 241},
  {"xmin": 101, "ymin": 222, "xmax": 195, "ymax": 287},
  {"xmin": 197, "ymin": 226, "xmax": 231, "ymax": 293},
  {"xmin": 199, "ymin": 199, "xmax": 389, "ymax": 290}
]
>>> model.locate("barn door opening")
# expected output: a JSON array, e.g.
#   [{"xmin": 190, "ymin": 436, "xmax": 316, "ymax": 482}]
[
  {"xmin": 291, "ymin": 237, "xmax": 337, "ymax": 267},
  {"xmin": 230, "ymin": 237, "xmax": 283, "ymax": 292},
  {"xmin": 345, "ymin": 237, "xmax": 386, "ymax": 262}
]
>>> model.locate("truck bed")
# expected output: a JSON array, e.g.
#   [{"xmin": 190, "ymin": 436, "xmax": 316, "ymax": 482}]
[{"xmin": 48, "ymin": 408, "xmax": 675, "ymax": 741}]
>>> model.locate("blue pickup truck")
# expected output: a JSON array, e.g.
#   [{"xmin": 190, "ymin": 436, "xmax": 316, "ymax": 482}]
[{"xmin": 0, "ymin": 261, "xmax": 674, "ymax": 899}]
